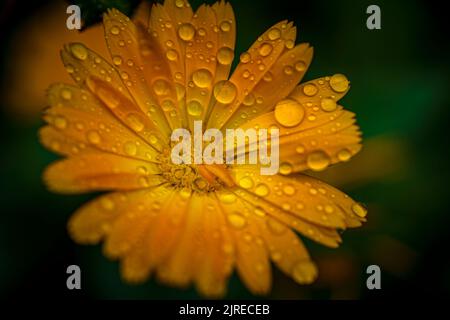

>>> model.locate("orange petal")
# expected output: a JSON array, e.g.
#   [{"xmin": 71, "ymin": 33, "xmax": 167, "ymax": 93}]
[
  {"xmin": 44, "ymin": 84, "xmax": 160, "ymax": 161},
  {"xmin": 215, "ymin": 190, "xmax": 272, "ymax": 295},
  {"xmin": 224, "ymin": 43, "xmax": 313, "ymax": 129},
  {"xmin": 103, "ymin": 9, "xmax": 174, "ymax": 134},
  {"xmin": 207, "ymin": 20, "xmax": 296, "ymax": 130},
  {"xmin": 43, "ymin": 153, "xmax": 163, "ymax": 194},
  {"xmin": 184, "ymin": 5, "xmax": 219, "ymax": 128},
  {"xmin": 68, "ymin": 190, "xmax": 152, "ymax": 244}
]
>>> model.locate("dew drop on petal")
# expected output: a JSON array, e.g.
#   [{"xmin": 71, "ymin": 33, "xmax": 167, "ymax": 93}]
[
  {"xmin": 330, "ymin": 74, "xmax": 349, "ymax": 93},
  {"xmin": 295, "ymin": 61, "xmax": 306, "ymax": 72},
  {"xmin": 192, "ymin": 69, "xmax": 212, "ymax": 88},
  {"xmin": 213, "ymin": 80, "xmax": 237, "ymax": 104},
  {"xmin": 240, "ymin": 52, "xmax": 251, "ymax": 64},
  {"xmin": 123, "ymin": 141, "xmax": 137, "ymax": 156},
  {"xmin": 178, "ymin": 23, "xmax": 195, "ymax": 41},
  {"xmin": 283, "ymin": 184, "xmax": 295, "ymax": 196},
  {"xmin": 306, "ymin": 151, "xmax": 330, "ymax": 171},
  {"xmin": 337, "ymin": 148, "xmax": 352, "ymax": 162},
  {"xmin": 268, "ymin": 28, "xmax": 281, "ymax": 40},
  {"xmin": 70, "ymin": 43, "xmax": 88, "ymax": 60},
  {"xmin": 219, "ymin": 191, "xmax": 236, "ymax": 203},
  {"xmin": 54, "ymin": 116, "xmax": 68, "ymax": 129},
  {"xmin": 60, "ymin": 89, "xmax": 72, "ymax": 100},
  {"xmin": 187, "ymin": 100, "xmax": 203, "ymax": 116},
  {"xmin": 320, "ymin": 97, "xmax": 337, "ymax": 112},
  {"xmin": 274, "ymin": 99, "xmax": 304, "ymax": 127},
  {"xmin": 259, "ymin": 43, "xmax": 273, "ymax": 57},
  {"xmin": 166, "ymin": 49, "xmax": 178, "ymax": 61},
  {"xmin": 239, "ymin": 176, "xmax": 254, "ymax": 189},
  {"xmin": 110, "ymin": 26, "xmax": 120, "ymax": 35},
  {"xmin": 303, "ymin": 83, "xmax": 318, "ymax": 96},
  {"xmin": 255, "ymin": 183, "xmax": 269, "ymax": 197},
  {"xmin": 217, "ymin": 47, "xmax": 234, "ymax": 65},
  {"xmin": 220, "ymin": 21, "xmax": 231, "ymax": 32},
  {"xmin": 228, "ymin": 212, "xmax": 246, "ymax": 229},
  {"xmin": 87, "ymin": 130, "xmax": 101, "ymax": 144},
  {"xmin": 292, "ymin": 261, "xmax": 318, "ymax": 284},
  {"xmin": 126, "ymin": 113, "xmax": 144, "ymax": 132},
  {"xmin": 279, "ymin": 162, "xmax": 293, "ymax": 175},
  {"xmin": 352, "ymin": 203, "xmax": 367, "ymax": 217}
]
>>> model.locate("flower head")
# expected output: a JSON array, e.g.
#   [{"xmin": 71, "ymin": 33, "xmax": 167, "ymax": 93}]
[{"xmin": 40, "ymin": 0, "xmax": 366, "ymax": 297}]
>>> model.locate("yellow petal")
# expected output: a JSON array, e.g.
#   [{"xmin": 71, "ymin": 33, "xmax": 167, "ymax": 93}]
[
  {"xmin": 184, "ymin": 5, "xmax": 218, "ymax": 128},
  {"xmin": 103, "ymin": 9, "xmax": 175, "ymax": 134},
  {"xmin": 104, "ymin": 186, "xmax": 173, "ymax": 259},
  {"xmin": 43, "ymin": 153, "xmax": 163, "ymax": 194},
  {"xmin": 207, "ymin": 20, "xmax": 296, "ymax": 130},
  {"xmin": 60, "ymin": 42, "xmax": 132, "ymax": 102},
  {"xmin": 68, "ymin": 190, "xmax": 150, "ymax": 244},
  {"xmin": 215, "ymin": 190, "xmax": 272, "ymax": 295},
  {"xmin": 224, "ymin": 43, "xmax": 313, "ymax": 129},
  {"xmin": 44, "ymin": 84, "xmax": 160, "ymax": 161}
]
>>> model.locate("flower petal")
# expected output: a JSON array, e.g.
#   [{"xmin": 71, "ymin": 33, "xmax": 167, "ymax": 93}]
[
  {"xmin": 44, "ymin": 84, "xmax": 161, "ymax": 161},
  {"xmin": 215, "ymin": 190, "xmax": 272, "ymax": 295},
  {"xmin": 224, "ymin": 43, "xmax": 313, "ymax": 129},
  {"xmin": 103, "ymin": 9, "xmax": 175, "ymax": 134},
  {"xmin": 239, "ymin": 75, "xmax": 361, "ymax": 173},
  {"xmin": 68, "ymin": 190, "xmax": 152, "ymax": 244},
  {"xmin": 43, "ymin": 153, "xmax": 163, "ymax": 194},
  {"xmin": 207, "ymin": 20, "xmax": 297, "ymax": 130}
]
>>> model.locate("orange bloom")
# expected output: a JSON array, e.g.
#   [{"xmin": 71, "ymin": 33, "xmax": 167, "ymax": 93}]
[{"xmin": 40, "ymin": 0, "xmax": 366, "ymax": 297}]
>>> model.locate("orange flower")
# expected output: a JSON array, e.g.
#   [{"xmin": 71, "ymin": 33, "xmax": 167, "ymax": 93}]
[{"xmin": 40, "ymin": 0, "xmax": 366, "ymax": 297}]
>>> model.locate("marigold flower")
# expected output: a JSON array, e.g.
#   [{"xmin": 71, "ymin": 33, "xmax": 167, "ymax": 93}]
[{"xmin": 40, "ymin": 0, "xmax": 366, "ymax": 297}]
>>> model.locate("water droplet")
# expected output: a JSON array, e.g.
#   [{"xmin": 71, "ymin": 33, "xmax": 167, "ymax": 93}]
[
  {"xmin": 292, "ymin": 261, "xmax": 318, "ymax": 284},
  {"xmin": 60, "ymin": 89, "xmax": 72, "ymax": 100},
  {"xmin": 271, "ymin": 251, "xmax": 282, "ymax": 262},
  {"xmin": 179, "ymin": 188, "xmax": 191, "ymax": 199},
  {"xmin": 295, "ymin": 61, "xmax": 306, "ymax": 72},
  {"xmin": 220, "ymin": 21, "xmax": 231, "ymax": 32},
  {"xmin": 166, "ymin": 49, "xmax": 178, "ymax": 61},
  {"xmin": 219, "ymin": 191, "xmax": 236, "ymax": 203},
  {"xmin": 228, "ymin": 212, "xmax": 246, "ymax": 229},
  {"xmin": 124, "ymin": 141, "xmax": 137, "ymax": 156},
  {"xmin": 285, "ymin": 39, "xmax": 295, "ymax": 49},
  {"xmin": 274, "ymin": 99, "xmax": 304, "ymax": 127},
  {"xmin": 112, "ymin": 56, "xmax": 122, "ymax": 66},
  {"xmin": 295, "ymin": 145, "xmax": 305, "ymax": 154},
  {"xmin": 259, "ymin": 43, "xmax": 273, "ymax": 57},
  {"xmin": 330, "ymin": 74, "xmax": 349, "ymax": 92},
  {"xmin": 178, "ymin": 23, "xmax": 195, "ymax": 41},
  {"xmin": 54, "ymin": 116, "xmax": 68, "ymax": 129},
  {"xmin": 65, "ymin": 65, "xmax": 74, "ymax": 74},
  {"xmin": 110, "ymin": 26, "xmax": 120, "ymax": 35},
  {"xmin": 283, "ymin": 66, "xmax": 294, "ymax": 75},
  {"xmin": 192, "ymin": 68, "xmax": 212, "ymax": 88},
  {"xmin": 100, "ymin": 197, "xmax": 115, "ymax": 210},
  {"xmin": 303, "ymin": 83, "xmax": 318, "ymax": 96},
  {"xmin": 279, "ymin": 162, "xmax": 293, "ymax": 175},
  {"xmin": 268, "ymin": 28, "xmax": 281, "ymax": 40},
  {"xmin": 153, "ymin": 79, "xmax": 170, "ymax": 96},
  {"xmin": 320, "ymin": 97, "xmax": 337, "ymax": 112},
  {"xmin": 263, "ymin": 72, "xmax": 273, "ymax": 82},
  {"xmin": 175, "ymin": 0, "xmax": 184, "ymax": 8},
  {"xmin": 243, "ymin": 93, "xmax": 255, "ymax": 106},
  {"xmin": 307, "ymin": 151, "xmax": 330, "ymax": 171},
  {"xmin": 254, "ymin": 207, "xmax": 266, "ymax": 217},
  {"xmin": 198, "ymin": 28, "xmax": 207, "ymax": 37},
  {"xmin": 283, "ymin": 184, "xmax": 295, "ymax": 196},
  {"xmin": 213, "ymin": 80, "xmax": 237, "ymax": 104},
  {"xmin": 337, "ymin": 148, "xmax": 352, "ymax": 162},
  {"xmin": 239, "ymin": 176, "xmax": 254, "ymax": 189},
  {"xmin": 187, "ymin": 100, "xmax": 203, "ymax": 116},
  {"xmin": 352, "ymin": 203, "xmax": 367, "ymax": 217},
  {"xmin": 217, "ymin": 47, "xmax": 234, "ymax": 65},
  {"xmin": 70, "ymin": 43, "xmax": 88, "ymax": 60},
  {"xmin": 255, "ymin": 183, "xmax": 269, "ymax": 197},
  {"xmin": 126, "ymin": 113, "xmax": 144, "ymax": 132},
  {"xmin": 267, "ymin": 219, "xmax": 287, "ymax": 235},
  {"xmin": 240, "ymin": 52, "xmax": 251, "ymax": 63},
  {"xmin": 87, "ymin": 130, "xmax": 101, "ymax": 144}
]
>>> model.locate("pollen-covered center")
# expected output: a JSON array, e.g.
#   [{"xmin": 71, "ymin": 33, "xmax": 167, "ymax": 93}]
[{"xmin": 158, "ymin": 147, "xmax": 234, "ymax": 192}]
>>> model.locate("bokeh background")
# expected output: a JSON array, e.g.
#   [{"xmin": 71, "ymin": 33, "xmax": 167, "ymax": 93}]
[{"xmin": 1, "ymin": 0, "xmax": 449, "ymax": 299}]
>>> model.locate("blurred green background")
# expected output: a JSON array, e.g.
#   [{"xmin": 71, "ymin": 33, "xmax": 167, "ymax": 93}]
[{"xmin": 1, "ymin": 0, "xmax": 449, "ymax": 299}]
